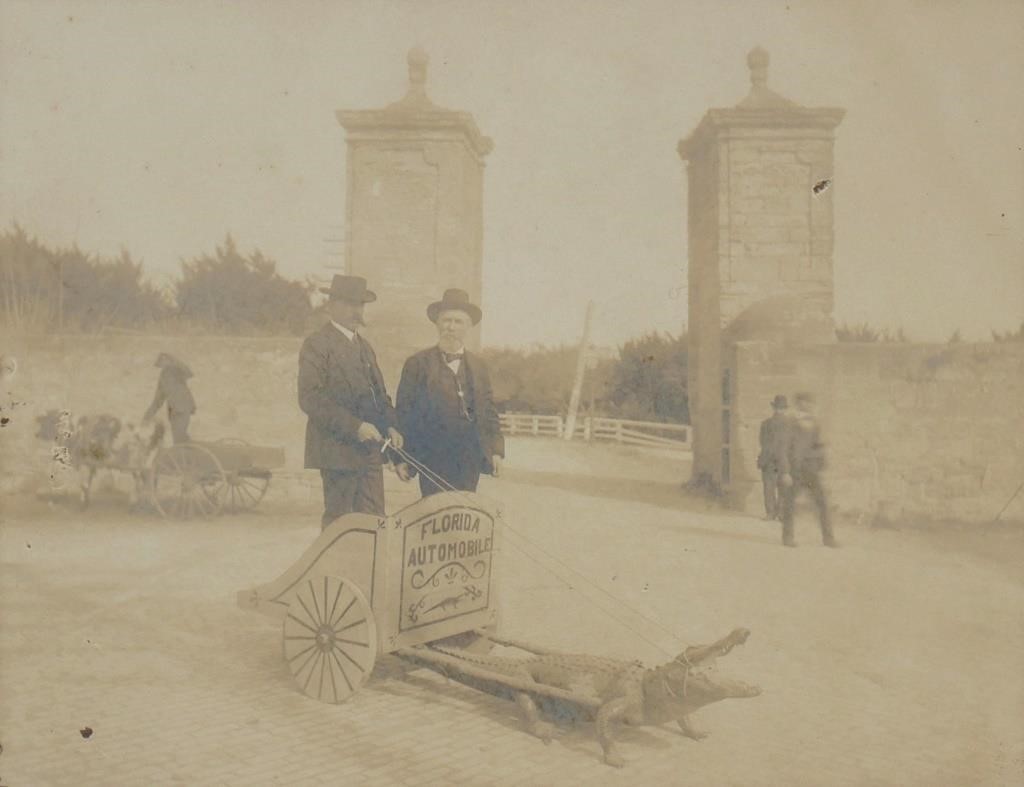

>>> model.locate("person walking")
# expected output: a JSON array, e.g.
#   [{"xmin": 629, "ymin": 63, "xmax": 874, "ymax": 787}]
[
  {"xmin": 757, "ymin": 394, "xmax": 789, "ymax": 520},
  {"xmin": 298, "ymin": 275, "xmax": 404, "ymax": 528},
  {"xmin": 777, "ymin": 392, "xmax": 839, "ymax": 548},
  {"xmin": 395, "ymin": 289, "xmax": 504, "ymax": 497}
]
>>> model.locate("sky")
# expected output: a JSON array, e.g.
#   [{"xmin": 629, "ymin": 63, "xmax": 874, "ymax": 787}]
[{"xmin": 2, "ymin": 0, "xmax": 1022, "ymax": 348}]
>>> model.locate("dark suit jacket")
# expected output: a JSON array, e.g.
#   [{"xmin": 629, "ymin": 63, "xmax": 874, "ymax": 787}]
[
  {"xmin": 396, "ymin": 347, "xmax": 504, "ymax": 475},
  {"xmin": 144, "ymin": 367, "xmax": 196, "ymax": 420},
  {"xmin": 298, "ymin": 324, "xmax": 397, "ymax": 470},
  {"xmin": 776, "ymin": 414, "xmax": 827, "ymax": 477},
  {"xmin": 757, "ymin": 414, "xmax": 787, "ymax": 471}
]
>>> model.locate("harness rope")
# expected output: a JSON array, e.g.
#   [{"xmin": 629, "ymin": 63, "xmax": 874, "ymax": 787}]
[{"xmin": 381, "ymin": 439, "xmax": 683, "ymax": 658}]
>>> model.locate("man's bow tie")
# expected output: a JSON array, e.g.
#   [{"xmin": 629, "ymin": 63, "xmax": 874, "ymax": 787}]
[{"xmin": 442, "ymin": 351, "xmax": 464, "ymax": 364}]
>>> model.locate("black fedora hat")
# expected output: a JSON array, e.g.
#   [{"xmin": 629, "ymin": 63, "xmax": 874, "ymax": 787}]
[
  {"xmin": 427, "ymin": 289, "xmax": 482, "ymax": 325},
  {"xmin": 320, "ymin": 275, "xmax": 377, "ymax": 303},
  {"xmin": 771, "ymin": 394, "xmax": 788, "ymax": 409}
]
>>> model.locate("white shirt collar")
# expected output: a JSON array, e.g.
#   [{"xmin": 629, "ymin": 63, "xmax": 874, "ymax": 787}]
[{"xmin": 330, "ymin": 320, "xmax": 357, "ymax": 341}]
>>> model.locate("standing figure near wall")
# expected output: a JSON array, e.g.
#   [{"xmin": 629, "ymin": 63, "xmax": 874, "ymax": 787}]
[
  {"xmin": 757, "ymin": 395, "xmax": 789, "ymax": 521},
  {"xmin": 395, "ymin": 289, "xmax": 504, "ymax": 497},
  {"xmin": 298, "ymin": 275, "xmax": 405, "ymax": 529},
  {"xmin": 777, "ymin": 392, "xmax": 839, "ymax": 548},
  {"xmin": 143, "ymin": 352, "xmax": 196, "ymax": 445}
]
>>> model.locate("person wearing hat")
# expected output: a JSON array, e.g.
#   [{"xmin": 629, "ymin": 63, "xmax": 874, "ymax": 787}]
[
  {"xmin": 298, "ymin": 275, "xmax": 404, "ymax": 528},
  {"xmin": 142, "ymin": 352, "xmax": 196, "ymax": 444},
  {"xmin": 776, "ymin": 392, "xmax": 839, "ymax": 548},
  {"xmin": 395, "ymin": 289, "xmax": 503, "ymax": 497},
  {"xmin": 756, "ymin": 394, "xmax": 789, "ymax": 521}
]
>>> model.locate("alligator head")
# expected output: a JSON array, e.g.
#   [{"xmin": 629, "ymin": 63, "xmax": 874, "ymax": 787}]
[{"xmin": 642, "ymin": 628, "xmax": 760, "ymax": 721}]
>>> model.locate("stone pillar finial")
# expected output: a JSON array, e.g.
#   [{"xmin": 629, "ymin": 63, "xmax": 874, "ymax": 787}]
[
  {"xmin": 408, "ymin": 47, "xmax": 429, "ymax": 96},
  {"xmin": 747, "ymin": 47, "xmax": 769, "ymax": 89}
]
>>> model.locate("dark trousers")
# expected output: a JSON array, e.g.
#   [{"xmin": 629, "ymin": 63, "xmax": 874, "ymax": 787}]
[
  {"xmin": 761, "ymin": 467, "xmax": 780, "ymax": 518},
  {"xmin": 319, "ymin": 466, "xmax": 385, "ymax": 529},
  {"xmin": 168, "ymin": 412, "xmax": 191, "ymax": 444},
  {"xmin": 780, "ymin": 471, "xmax": 835, "ymax": 543}
]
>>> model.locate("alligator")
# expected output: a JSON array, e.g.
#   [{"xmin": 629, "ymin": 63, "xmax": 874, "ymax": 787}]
[{"xmin": 422, "ymin": 627, "xmax": 759, "ymax": 767}]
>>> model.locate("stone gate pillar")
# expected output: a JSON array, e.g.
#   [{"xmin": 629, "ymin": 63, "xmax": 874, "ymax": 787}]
[
  {"xmin": 677, "ymin": 48, "xmax": 844, "ymax": 491},
  {"xmin": 337, "ymin": 48, "xmax": 493, "ymax": 388}
]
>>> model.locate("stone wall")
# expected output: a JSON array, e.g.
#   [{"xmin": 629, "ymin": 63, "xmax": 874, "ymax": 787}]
[
  {"xmin": 1, "ymin": 335, "xmax": 312, "ymax": 494},
  {"xmin": 728, "ymin": 341, "xmax": 1024, "ymax": 525}
]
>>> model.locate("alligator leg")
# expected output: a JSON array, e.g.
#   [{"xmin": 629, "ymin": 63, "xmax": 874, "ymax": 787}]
[
  {"xmin": 514, "ymin": 693, "xmax": 555, "ymax": 744},
  {"xmin": 677, "ymin": 716, "xmax": 708, "ymax": 741},
  {"xmin": 595, "ymin": 696, "xmax": 630, "ymax": 768}
]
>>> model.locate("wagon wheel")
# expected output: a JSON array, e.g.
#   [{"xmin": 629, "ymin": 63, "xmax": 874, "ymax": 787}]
[
  {"xmin": 223, "ymin": 470, "xmax": 272, "ymax": 511},
  {"xmin": 150, "ymin": 443, "xmax": 226, "ymax": 519},
  {"xmin": 283, "ymin": 576, "xmax": 377, "ymax": 704}
]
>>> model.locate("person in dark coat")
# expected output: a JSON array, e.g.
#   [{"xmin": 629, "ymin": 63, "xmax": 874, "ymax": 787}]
[
  {"xmin": 143, "ymin": 352, "xmax": 195, "ymax": 444},
  {"xmin": 757, "ymin": 394, "xmax": 789, "ymax": 521},
  {"xmin": 776, "ymin": 392, "xmax": 839, "ymax": 548},
  {"xmin": 395, "ymin": 289, "xmax": 504, "ymax": 497},
  {"xmin": 298, "ymin": 275, "xmax": 404, "ymax": 528}
]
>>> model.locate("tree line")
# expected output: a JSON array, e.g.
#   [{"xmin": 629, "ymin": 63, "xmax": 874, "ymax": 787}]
[
  {"xmin": 4, "ymin": 226, "xmax": 1020, "ymax": 422},
  {"xmin": 0, "ymin": 226, "xmax": 313, "ymax": 335}
]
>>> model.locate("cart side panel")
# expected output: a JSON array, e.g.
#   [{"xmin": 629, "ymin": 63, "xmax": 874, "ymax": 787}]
[
  {"xmin": 236, "ymin": 513, "xmax": 383, "ymax": 621},
  {"xmin": 377, "ymin": 492, "xmax": 500, "ymax": 652},
  {"xmin": 197, "ymin": 441, "xmax": 286, "ymax": 472}
]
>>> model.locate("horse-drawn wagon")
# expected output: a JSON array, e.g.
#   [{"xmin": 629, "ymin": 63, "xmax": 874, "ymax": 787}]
[
  {"xmin": 238, "ymin": 490, "xmax": 759, "ymax": 767},
  {"xmin": 36, "ymin": 409, "xmax": 285, "ymax": 518}
]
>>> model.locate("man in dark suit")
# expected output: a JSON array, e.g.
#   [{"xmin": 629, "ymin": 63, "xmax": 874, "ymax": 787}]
[
  {"xmin": 298, "ymin": 275, "xmax": 404, "ymax": 528},
  {"xmin": 777, "ymin": 392, "xmax": 839, "ymax": 548},
  {"xmin": 395, "ymin": 289, "xmax": 504, "ymax": 497},
  {"xmin": 142, "ymin": 352, "xmax": 196, "ymax": 444},
  {"xmin": 757, "ymin": 394, "xmax": 789, "ymax": 521}
]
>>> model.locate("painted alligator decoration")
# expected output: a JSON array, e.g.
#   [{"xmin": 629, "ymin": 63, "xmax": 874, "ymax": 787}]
[{"xmin": 399, "ymin": 627, "xmax": 759, "ymax": 767}]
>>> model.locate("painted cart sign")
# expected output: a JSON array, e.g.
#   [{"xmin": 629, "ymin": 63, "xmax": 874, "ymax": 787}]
[{"xmin": 400, "ymin": 504, "xmax": 495, "ymax": 632}]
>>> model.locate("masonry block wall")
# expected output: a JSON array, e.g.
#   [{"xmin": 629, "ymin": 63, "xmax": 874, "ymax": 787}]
[{"xmin": 728, "ymin": 341, "xmax": 1024, "ymax": 525}]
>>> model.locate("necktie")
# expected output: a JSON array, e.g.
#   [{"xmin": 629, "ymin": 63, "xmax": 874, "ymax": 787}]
[
  {"xmin": 356, "ymin": 336, "xmax": 381, "ymax": 409},
  {"xmin": 442, "ymin": 351, "xmax": 464, "ymax": 364}
]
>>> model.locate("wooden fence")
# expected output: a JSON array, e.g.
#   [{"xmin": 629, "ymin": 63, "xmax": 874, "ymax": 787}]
[{"xmin": 498, "ymin": 413, "xmax": 691, "ymax": 451}]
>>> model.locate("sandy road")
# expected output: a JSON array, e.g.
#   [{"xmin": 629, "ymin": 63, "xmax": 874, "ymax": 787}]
[{"xmin": 1, "ymin": 439, "xmax": 1022, "ymax": 786}]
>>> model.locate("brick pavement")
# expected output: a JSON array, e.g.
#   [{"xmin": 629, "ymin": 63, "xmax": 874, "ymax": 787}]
[{"xmin": 1, "ymin": 442, "xmax": 1022, "ymax": 786}]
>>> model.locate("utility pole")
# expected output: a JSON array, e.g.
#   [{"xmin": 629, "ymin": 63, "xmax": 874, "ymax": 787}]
[{"xmin": 563, "ymin": 300, "xmax": 594, "ymax": 441}]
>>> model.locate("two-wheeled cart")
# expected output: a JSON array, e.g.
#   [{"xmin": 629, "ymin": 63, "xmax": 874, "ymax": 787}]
[
  {"xmin": 238, "ymin": 490, "xmax": 503, "ymax": 702},
  {"xmin": 150, "ymin": 438, "xmax": 285, "ymax": 519}
]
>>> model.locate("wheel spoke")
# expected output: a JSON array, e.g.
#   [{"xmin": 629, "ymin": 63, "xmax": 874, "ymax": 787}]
[
  {"xmin": 331, "ymin": 596, "xmax": 357, "ymax": 629},
  {"xmin": 286, "ymin": 612, "xmax": 318, "ymax": 636},
  {"xmin": 337, "ymin": 643, "xmax": 366, "ymax": 673},
  {"xmin": 326, "ymin": 650, "xmax": 340, "ymax": 703},
  {"xmin": 296, "ymin": 594, "xmax": 320, "ymax": 631},
  {"xmin": 337, "ymin": 618, "xmax": 365, "ymax": 633},
  {"xmin": 308, "ymin": 580, "xmax": 323, "ymax": 626},
  {"xmin": 286, "ymin": 642, "xmax": 318, "ymax": 664},
  {"xmin": 327, "ymin": 581, "xmax": 343, "ymax": 628},
  {"xmin": 330, "ymin": 648, "xmax": 354, "ymax": 693}
]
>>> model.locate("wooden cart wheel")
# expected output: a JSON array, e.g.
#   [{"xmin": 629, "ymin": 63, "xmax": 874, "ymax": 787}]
[
  {"xmin": 149, "ymin": 443, "xmax": 226, "ymax": 519},
  {"xmin": 283, "ymin": 576, "xmax": 377, "ymax": 704},
  {"xmin": 223, "ymin": 470, "xmax": 271, "ymax": 511}
]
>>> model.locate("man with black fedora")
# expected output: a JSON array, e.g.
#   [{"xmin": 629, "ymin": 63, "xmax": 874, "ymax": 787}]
[
  {"xmin": 395, "ymin": 288, "xmax": 504, "ymax": 497},
  {"xmin": 757, "ymin": 394, "xmax": 789, "ymax": 521},
  {"xmin": 298, "ymin": 275, "xmax": 404, "ymax": 528}
]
